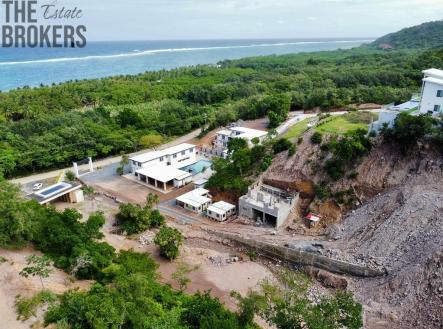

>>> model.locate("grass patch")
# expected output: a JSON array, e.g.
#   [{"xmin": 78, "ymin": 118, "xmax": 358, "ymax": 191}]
[
  {"xmin": 283, "ymin": 118, "xmax": 311, "ymax": 139},
  {"xmin": 315, "ymin": 112, "xmax": 376, "ymax": 135},
  {"xmin": 15, "ymin": 290, "xmax": 57, "ymax": 321}
]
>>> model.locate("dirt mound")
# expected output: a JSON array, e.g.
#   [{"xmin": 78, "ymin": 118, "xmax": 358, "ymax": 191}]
[{"xmin": 331, "ymin": 168, "xmax": 443, "ymax": 328}]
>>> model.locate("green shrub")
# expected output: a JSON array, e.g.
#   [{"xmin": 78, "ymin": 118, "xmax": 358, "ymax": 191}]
[
  {"xmin": 65, "ymin": 170, "xmax": 76, "ymax": 182},
  {"xmin": 116, "ymin": 166, "xmax": 124, "ymax": 176},
  {"xmin": 154, "ymin": 226, "xmax": 184, "ymax": 260},
  {"xmin": 117, "ymin": 203, "xmax": 151, "ymax": 235},
  {"xmin": 325, "ymin": 159, "xmax": 345, "ymax": 180},
  {"xmin": 181, "ymin": 291, "xmax": 241, "ymax": 329},
  {"xmin": 82, "ymin": 185, "xmax": 94, "ymax": 196},
  {"xmin": 311, "ymin": 132, "xmax": 323, "ymax": 144},
  {"xmin": 314, "ymin": 184, "xmax": 330, "ymax": 200},
  {"xmin": 149, "ymin": 209, "xmax": 166, "ymax": 228},
  {"xmin": 15, "ymin": 290, "xmax": 57, "ymax": 321},
  {"xmin": 273, "ymin": 138, "xmax": 293, "ymax": 154},
  {"xmin": 384, "ymin": 113, "xmax": 436, "ymax": 152},
  {"xmin": 288, "ymin": 145, "xmax": 297, "ymax": 157},
  {"xmin": 246, "ymin": 250, "xmax": 257, "ymax": 261}
]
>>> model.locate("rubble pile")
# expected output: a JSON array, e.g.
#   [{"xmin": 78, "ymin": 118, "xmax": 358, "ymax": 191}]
[{"xmin": 335, "ymin": 173, "xmax": 443, "ymax": 328}]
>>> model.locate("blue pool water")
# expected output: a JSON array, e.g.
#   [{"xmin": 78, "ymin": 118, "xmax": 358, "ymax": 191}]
[{"xmin": 181, "ymin": 160, "xmax": 213, "ymax": 175}]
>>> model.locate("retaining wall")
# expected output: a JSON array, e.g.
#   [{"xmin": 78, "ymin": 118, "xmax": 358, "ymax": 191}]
[{"xmin": 213, "ymin": 232, "xmax": 385, "ymax": 278}]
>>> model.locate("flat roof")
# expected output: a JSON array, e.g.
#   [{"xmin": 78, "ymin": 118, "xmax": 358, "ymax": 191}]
[
  {"xmin": 208, "ymin": 201, "xmax": 236, "ymax": 215},
  {"xmin": 423, "ymin": 76, "xmax": 443, "ymax": 87},
  {"xmin": 176, "ymin": 188, "xmax": 211, "ymax": 208},
  {"xmin": 217, "ymin": 127, "xmax": 268, "ymax": 140},
  {"xmin": 29, "ymin": 182, "xmax": 82, "ymax": 204},
  {"xmin": 36, "ymin": 182, "xmax": 72, "ymax": 198},
  {"xmin": 136, "ymin": 166, "xmax": 191, "ymax": 182},
  {"xmin": 390, "ymin": 99, "xmax": 420, "ymax": 111},
  {"xmin": 230, "ymin": 127, "xmax": 268, "ymax": 139},
  {"xmin": 130, "ymin": 143, "xmax": 196, "ymax": 163},
  {"xmin": 194, "ymin": 178, "xmax": 208, "ymax": 185},
  {"xmin": 423, "ymin": 68, "xmax": 443, "ymax": 80}
]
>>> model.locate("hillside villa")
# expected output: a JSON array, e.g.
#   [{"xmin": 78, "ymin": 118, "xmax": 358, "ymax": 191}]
[
  {"xmin": 215, "ymin": 126, "xmax": 268, "ymax": 148},
  {"xmin": 370, "ymin": 68, "xmax": 443, "ymax": 132}
]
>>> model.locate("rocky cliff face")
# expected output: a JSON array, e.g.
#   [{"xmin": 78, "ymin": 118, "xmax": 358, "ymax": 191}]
[{"xmin": 264, "ymin": 134, "xmax": 443, "ymax": 328}]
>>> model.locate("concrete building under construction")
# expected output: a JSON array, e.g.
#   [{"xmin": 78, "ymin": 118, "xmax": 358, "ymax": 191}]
[{"xmin": 239, "ymin": 183, "xmax": 298, "ymax": 228}]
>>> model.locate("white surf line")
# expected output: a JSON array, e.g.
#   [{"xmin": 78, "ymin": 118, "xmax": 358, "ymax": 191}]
[{"xmin": 0, "ymin": 40, "xmax": 374, "ymax": 66}]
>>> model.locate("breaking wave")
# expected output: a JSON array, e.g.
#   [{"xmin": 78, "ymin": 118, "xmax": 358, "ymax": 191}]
[{"xmin": 0, "ymin": 40, "xmax": 373, "ymax": 66}]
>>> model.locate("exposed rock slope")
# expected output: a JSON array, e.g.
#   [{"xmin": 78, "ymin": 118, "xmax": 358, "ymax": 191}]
[{"xmin": 264, "ymin": 135, "xmax": 443, "ymax": 328}]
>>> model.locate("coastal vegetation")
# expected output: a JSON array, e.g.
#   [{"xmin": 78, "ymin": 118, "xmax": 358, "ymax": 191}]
[
  {"xmin": 2, "ymin": 46, "xmax": 443, "ymax": 177},
  {"xmin": 367, "ymin": 19, "xmax": 443, "ymax": 49}
]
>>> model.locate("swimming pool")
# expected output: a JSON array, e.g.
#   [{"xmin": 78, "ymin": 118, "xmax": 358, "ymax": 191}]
[{"xmin": 180, "ymin": 160, "xmax": 212, "ymax": 175}]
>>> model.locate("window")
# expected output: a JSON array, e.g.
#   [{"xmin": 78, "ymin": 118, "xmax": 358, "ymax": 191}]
[
  {"xmin": 437, "ymin": 90, "xmax": 443, "ymax": 97},
  {"xmin": 181, "ymin": 151, "xmax": 185, "ymax": 155},
  {"xmin": 137, "ymin": 162, "xmax": 141, "ymax": 167},
  {"xmin": 189, "ymin": 148, "xmax": 194, "ymax": 153},
  {"xmin": 173, "ymin": 153, "xmax": 177, "ymax": 158},
  {"xmin": 132, "ymin": 160, "xmax": 136, "ymax": 165},
  {"xmin": 159, "ymin": 157, "xmax": 164, "ymax": 162},
  {"xmin": 434, "ymin": 105, "xmax": 441, "ymax": 112}
]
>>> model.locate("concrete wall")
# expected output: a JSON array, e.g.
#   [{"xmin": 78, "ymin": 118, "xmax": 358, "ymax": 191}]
[
  {"xmin": 173, "ymin": 176, "xmax": 192, "ymax": 188},
  {"xmin": 420, "ymin": 81, "xmax": 443, "ymax": 114},
  {"xmin": 214, "ymin": 232, "xmax": 385, "ymax": 278},
  {"xmin": 70, "ymin": 189, "xmax": 84, "ymax": 203}
]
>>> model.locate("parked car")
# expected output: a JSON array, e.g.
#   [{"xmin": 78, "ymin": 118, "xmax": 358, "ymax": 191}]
[{"xmin": 33, "ymin": 183, "xmax": 43, "ymax": 191}]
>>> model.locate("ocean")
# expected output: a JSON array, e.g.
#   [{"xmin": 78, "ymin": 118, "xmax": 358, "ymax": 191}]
[{"xmin": 0, "ymin": 39, "xmax": 370, "ymax": 91}]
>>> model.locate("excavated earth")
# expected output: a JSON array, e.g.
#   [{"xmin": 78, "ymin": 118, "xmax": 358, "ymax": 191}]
[{"xmin": 264, "ymin": 135, "xmax": 443, "ymax": 329}]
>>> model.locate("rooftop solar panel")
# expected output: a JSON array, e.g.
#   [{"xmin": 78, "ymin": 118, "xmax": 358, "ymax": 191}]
[{"xmin": 37, "ymin": 182, "xmax": 72, "ymax": 198}]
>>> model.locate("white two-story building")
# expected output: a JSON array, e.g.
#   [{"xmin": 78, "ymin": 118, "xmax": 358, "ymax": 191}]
[
  {"xmin": 129, "ymin": 143, "xmax": 196, "ymax": 192},
  {"xmin": 420, "ymin": 68, "xmax": 443, "ymax": 115},
  {"xmin": 215, "ymin": 127, "xmax": 268, "ymax": 149}
]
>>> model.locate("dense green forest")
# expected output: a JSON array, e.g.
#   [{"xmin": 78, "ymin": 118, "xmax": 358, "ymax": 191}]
[
  {"xmin": 368, "ymin": 20, "xmax": 443, "ymax": 49},
  {"xmin": 1, "ymin": 48, "xmax": 443, "ymax": 177},
  {"xmin": 2, "ymin": 17, "xmax": 443, "ymax": 178}
]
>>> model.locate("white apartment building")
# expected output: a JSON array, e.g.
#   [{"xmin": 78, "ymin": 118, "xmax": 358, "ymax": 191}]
[
  {"xmin": 129, "ymin": 143, "xmax": 196, "ymax": 192},
  {"xmin": 130, "ymin": 143, "xmax": 196, "ymax": 173},
  {"xmin": 215, "ymin": 127, "xmax": 268, "ymax": 149},
  {"xmin": 420, "ymin": 68, "xmax": 443, "ymax": 115}
]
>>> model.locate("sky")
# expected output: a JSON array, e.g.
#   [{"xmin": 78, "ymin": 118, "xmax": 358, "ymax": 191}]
[{"xmin": 3, "ymin": 0, "xmax": 443, "ymax": 41}]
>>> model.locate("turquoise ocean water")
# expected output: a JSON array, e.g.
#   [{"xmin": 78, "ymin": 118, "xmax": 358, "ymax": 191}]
[{"xmin": 0, "ymin": 39, "xmax": 370, "ymax": 91}]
